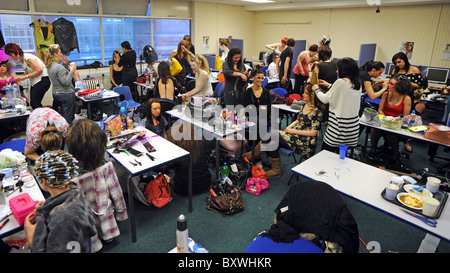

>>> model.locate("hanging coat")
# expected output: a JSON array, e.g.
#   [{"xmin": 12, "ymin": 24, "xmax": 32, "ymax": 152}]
[
  {"xmin": 52, "ymin": 17, "xmax": 80, "ymax": 56},
  {"xmin": 32, "ymin": 19, "xmax": 55, "ymax": 61}
]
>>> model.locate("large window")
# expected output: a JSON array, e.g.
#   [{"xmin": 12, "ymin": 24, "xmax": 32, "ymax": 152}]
[{"xmin": 0, "ymin": 14, "xmax": 190, "ymax": 67}]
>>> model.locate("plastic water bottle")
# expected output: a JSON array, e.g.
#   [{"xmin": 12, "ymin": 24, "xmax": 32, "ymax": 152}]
[
  {"xmin": 100, "ymin": 83, "xmax": 105, "ymax": 92},
  {"xmin": 408, "ymin": 110, "xmax": 416, "ymax": 127},
  {"xmin": 119, "ymin": 106, "xmax": 127, "ymax": 131},
  {"xmin": 5, "ymin": 83, "xmax": 14, "ymax": 106},
  {"xmin": 12, "ymin": 82, "xmax": 20, "ymax": 99},
  {"xmin": 176, "ymin": 214, "xmax": 189, "ymax": 253}
]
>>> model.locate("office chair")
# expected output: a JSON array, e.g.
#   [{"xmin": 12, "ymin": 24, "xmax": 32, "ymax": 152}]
[
  {"xmin": 214, "ymin": 82, "xmax": 224, "ymax": 97},
  {"xmin": 260, "ymin": 66, "xmax": 268, "ymax": 76},
  {"xmin": 186, "ymin": 80, "xmax": 196, "ymax": 92},
  {"xmin": 157, "ymin": 98, "xmax": 177, "ymax": 125},
  {"xmin": 0, "ymin": 138, "xmax": 26, "ymax": 154},
  {"xmin": 271, "ymin": 87, "xmax": 290, "ymax": 128},
  {"xmin": 113, "ymin": 85, "xmax": 141, "ymax": 110},
  {"xmin": 261, "ymin": 77, "xmax": 268, "ymax": 88}
]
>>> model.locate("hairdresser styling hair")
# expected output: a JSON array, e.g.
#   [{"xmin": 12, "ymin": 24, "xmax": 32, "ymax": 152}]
[{"xmin": 24, "ymin": 150, "xmax": 97, "ymax": 253}]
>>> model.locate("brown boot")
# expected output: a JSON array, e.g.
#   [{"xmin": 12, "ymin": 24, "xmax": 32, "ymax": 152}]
[
  {"xmin": 242, "ymin": 141, "xmax": 262, "ymax": 161},
  {"xmin": 266, "ymin": 156, "xmax": 281, "ymax": 179}
]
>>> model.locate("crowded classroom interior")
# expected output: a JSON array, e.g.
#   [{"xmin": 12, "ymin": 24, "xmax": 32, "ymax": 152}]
[{"xmin": 0, "ymin": 0, "xmax": 450, "ymax": 257}]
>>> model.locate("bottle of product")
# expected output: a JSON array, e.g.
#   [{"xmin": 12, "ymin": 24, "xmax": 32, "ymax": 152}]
[
  {"xmin": 119, "ymin": 107, "xmax": 127, "ymax": 131},
  {"xmin": 5, "ymin": 83, "xmax": 14, "ymax": 106},
  {"xmin": 127, "ymin": 117, "xmax": 133, "ymax": 129},
  {"xmin": 100, "ymin": 83, "xmax": 105, "ymax": 92},
  {"xmin": 12, "ymin": 82, "xmax": 20, "ymax": 99},
  {"xmin": 408, "ymin": 110, "xmax": 416, "ymax": 127},
  {"xmin": 220, "ymin": 162, "xmax": 230, "ymax": 182},
  {"xmin": 176, "ymin": 214, "xmax": 189, "ymax": 253}
]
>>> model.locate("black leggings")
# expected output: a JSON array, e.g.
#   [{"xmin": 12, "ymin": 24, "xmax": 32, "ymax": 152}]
[{"xmin": 30, "ymin": 77, "xmax": 50, "ymax": 109}]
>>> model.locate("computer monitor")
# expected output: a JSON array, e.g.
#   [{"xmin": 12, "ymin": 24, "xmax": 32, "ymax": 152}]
[
  {"xmin": 385, "ymin": 62, "xmax": 395, "ymax": 76},
  {"xmin": 259, "ymin": 51, "xmax": 267, "ymax": 61},
  {"xmin": 426, "ymin": 67, "xmax": 449, "ymax": 84}
]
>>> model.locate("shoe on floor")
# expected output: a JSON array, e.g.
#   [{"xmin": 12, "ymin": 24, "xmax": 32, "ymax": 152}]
[{"xmin": 404, "ymin": 145, "xmax": 413, "ymax": 153}]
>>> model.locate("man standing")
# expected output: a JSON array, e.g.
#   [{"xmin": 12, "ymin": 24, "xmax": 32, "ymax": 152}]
[{"xmin": 279, "ymin": 38, "xmax": 295, "ymax": 92}]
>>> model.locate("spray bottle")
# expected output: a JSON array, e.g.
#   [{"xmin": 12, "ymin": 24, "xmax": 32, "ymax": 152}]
[{"xmin": 176, "ymin": 214, "xmax": 189, "ymax": 253}]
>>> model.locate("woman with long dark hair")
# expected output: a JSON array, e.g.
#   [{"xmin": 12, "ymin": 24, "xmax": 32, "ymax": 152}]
[
  {"xmin": 360, "ymin": 60, "xmax": 387, "ymax": 100},
  {"xmin": 313, "ymin": 57, "xmax": 361, "ymax": 153},
  {"xmin": 222, "ymin": 47, "xmax": 249, "ymax": 106},
  {"xmin": 154, "ymin": 61, "xmax": 181, "ymax": 100}
]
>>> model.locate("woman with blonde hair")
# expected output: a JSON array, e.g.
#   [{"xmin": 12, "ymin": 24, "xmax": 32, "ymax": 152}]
[
  {"xmin": 45, "ymin": 44, "xmax": 78, "ymax": 124},
  {"xmin": 182, "ymin": 51, "xmax": 213, "ymax": 99}
]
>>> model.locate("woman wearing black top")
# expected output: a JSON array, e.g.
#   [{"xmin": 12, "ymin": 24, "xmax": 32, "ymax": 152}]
[
  {"xmin": 117, "ymin": 41, "xmax": 138, "ymax": 101},
  {"xmin": 314, "ymin": 46, "xmax": 338, "ymax": 91},
  {"xmin": 222, "ymin": 47, "xmax": 249, "ymax": 107},
  {"xmin": 359, "ymin": 60, "xmax": 387, "ymax": 100},
  {"xmin": 110, "ymin": 50, "xmax": 123, "ymax": 88}
]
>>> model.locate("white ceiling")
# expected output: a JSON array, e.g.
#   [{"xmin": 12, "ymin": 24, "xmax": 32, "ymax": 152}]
[{"xmin": 190, "ymin": 0, "xmax": 450, "ymax": 11}]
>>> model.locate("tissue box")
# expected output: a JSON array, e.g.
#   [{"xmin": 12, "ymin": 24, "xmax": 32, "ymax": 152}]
[{"xmin": 9, "ymin": 193, "xmax": 38, "ymax": 226}]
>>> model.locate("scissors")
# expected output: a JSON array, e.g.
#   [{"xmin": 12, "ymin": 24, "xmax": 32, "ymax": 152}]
[{"xmin": 402, "ymin": 209, "xmax": 437, "ymax": 227}]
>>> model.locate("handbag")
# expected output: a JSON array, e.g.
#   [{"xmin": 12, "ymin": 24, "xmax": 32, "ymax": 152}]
[
  {"xmin": 243, "ymin": 157, "xmax": 267, "ymax": 180},
  {"xmin": 245, "ymin": 177, "xmax": 269, "ymax": 196},
  {"xmin": 424, "ymin": 123, "xmax": 450, "ymax": 145},
  {"xmin": 144, "ymin": 174, "xmax": 171, "ymax": 208},
  {"xmin": 227, "ymin": 156, "xmax": 252, "ymax": 189},
  {"xmin": 360, "ymin": 107, "xmax": 381, "ymax": 126},
  {"xmin": 170, "ymin": 58, "xmax": 183, "ymax": 76},
  {"xmin": 206, "ymin": 185, "xmax": 244, "ymax": 216}
]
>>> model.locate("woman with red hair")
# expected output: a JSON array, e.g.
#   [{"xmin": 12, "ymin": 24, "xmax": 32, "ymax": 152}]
[{"xmin": 4, "ymin": 43, "xmax": 50, "ymax": 109}]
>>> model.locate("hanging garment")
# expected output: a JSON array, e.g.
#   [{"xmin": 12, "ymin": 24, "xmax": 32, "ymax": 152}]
[
  {"xmin": 32, "ymin": 19, "xmax": 55, "ymax": 61},
  {"xmin": 52, "ymin": 17, "xmax": 80, "ymax": 56}
]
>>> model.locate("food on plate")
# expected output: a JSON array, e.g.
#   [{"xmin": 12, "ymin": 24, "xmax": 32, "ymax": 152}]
[{"xmin": 398, "ymin": 193, "xmax": 423, "ymax": 209}]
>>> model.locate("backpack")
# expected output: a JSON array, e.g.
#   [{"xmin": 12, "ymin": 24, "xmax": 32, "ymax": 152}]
[
  {"xmin": 144, "ymin": 174, "xmax": 171, "ymax": 208},
  {"xmin": 285, "ymin": 94, "xmax": 302, "ymax": 106}
]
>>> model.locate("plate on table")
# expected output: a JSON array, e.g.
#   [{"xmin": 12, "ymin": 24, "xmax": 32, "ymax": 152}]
[
  {"xmin": 397, "ymin": 193, "xmax": 424, "ymax": 210},
  {"xmin": 403, "ymin": 185, "xmax": 432, "ymax": 199}
]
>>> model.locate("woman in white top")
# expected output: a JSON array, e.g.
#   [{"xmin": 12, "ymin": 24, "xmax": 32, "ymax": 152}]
[
  {"xmin": 266, "ymin": 52, "xmax": 280, "ymax": 79},
  {"xmin": 182, "ymin": 54, "xmax": 213, "ymax": 100},
  {"xmin": 219, "ymin": 39, "xmax": 231, "ymax": 65},
  {"xmin": 5, "ymin": 43, "xmax": 50, "ymax": 109},
  {"xmin": 313, "ymin": 57, "xmax": 362, "ymax": 153}
]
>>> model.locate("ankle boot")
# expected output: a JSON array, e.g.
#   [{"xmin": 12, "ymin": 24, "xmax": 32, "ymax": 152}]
[
  {"xmin": 242, "ymin": 141, "xmax": 262, "ymax": 161},
  {"xmin": 266, "ymin": 156, "xmax": 281, "ymax": 179}
]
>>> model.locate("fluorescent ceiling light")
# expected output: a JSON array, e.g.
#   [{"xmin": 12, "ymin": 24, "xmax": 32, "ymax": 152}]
[{"xmin": 241, "ymin": 0, "xmax": 275, "ymax": 3}]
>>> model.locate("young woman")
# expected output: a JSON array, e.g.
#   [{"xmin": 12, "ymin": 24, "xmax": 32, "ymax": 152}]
[
  {"xmin": 265, "ymin": 38, "xmax": 288, "ymax": 55},
  {"xmin": 45, "ymin": 44, "xmax": 78, "ymax": 124},
  {"xmin": 369, "ymin": 75, "xmax": 412, "ymax": 166},
  {"xmin": 182, "ymin": 55, "xmax": 213, "ymax": 100},
  {"xmin": 110, "ymin": 50, "xmax": 123, "ymax": 88},
  {"xmin": 167, "ymin": 122, "xmax": 211, "ymax": 196},
  {"xmin": 314, "ymin": 46, "xmax": 338, "ymax": 91},
  {"xmin": 222, "ymin": 47, "xmax": 249, "ymax": 106},
  {"xmin": 313, "ymin": 57, "xmax": 361, "ymax": 153},
  {"xmin": 24, "ymin": 150, "xmax": 97, "ymax": 253},
  {"xmin": 293, "ymin": 44, "xmax": 318, "ymax": 94},
  {"xmin": 154, "ymin": 61, "xmax": 181, "ymax": 100},
  {"xmin": 0, "ymin": 46, "xmax": 22, "ymax": 92},
  {"xmin": 169, "ymin": 40, "xmax": 190, "ymax": 87},
  {"xmin": 67, "ymin": 119, "xmax": 128, "ymax": 252},
  {"xmin": 219, "ymin": 39, "xmax": 231, "ymax": 65},
  {"xmin": 145, "ymin": 98, "xmax": 169, "ymax": 137},
  {"xmin": 117, "ymin": 41, "xmax": 138, "ymax": 101},
  {"xmin": 243, "ymin": 84, "xmax": 323, "ymax": 179},
  {"xmin": 183, "ymin": 35, "xmax": 195, "ymax": 75},
  {"xmin": 360, "ymin": 60, "xmax": 388, "ymax": 100},
  {"xmin": 392, "ymin": 52, "xmax": 425, "ymax": 152},
  {"xmin": 4, "ymin": 43, "xmax": 50, "ymax": 109},
  {"xmin": 266, "ymin": 52, "xmax": 280, "ymax": 79}
]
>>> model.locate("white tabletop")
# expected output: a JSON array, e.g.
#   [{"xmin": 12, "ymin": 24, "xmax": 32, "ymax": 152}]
[
  {"xmin": 78, "ymin": 91, "xmax": 120, "ymax": 103},
  {"xmin": 272, "ymin": 103, "xmax": 300, "ymax": 114},
  {"xmin": 0, "ymin": 177, "xmax": 45, "ymax": 237},
  {"xmin": 291, "ymin": 150, "xmax": 450, "ymax": 241},
  {"xmin": 360, "ymin": 120, "xmax": 450, "ymax": 148},
  {"xmin": 167, "ymin": 108, "xmax": 251, "ymax": 139},
  {"xmin": 107, "ymin": 128, "xmax": 190, "ymax": 176}
]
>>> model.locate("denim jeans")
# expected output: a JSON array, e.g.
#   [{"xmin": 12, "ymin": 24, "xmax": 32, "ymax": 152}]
[{"xmin": 53, "ymin": 92, "xmax": 76, "ymax": 124}]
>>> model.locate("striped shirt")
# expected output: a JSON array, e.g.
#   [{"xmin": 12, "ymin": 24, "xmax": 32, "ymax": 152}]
[{"xmin": 316, "ymin": 78, "xmax": 361, "ymax": 148}]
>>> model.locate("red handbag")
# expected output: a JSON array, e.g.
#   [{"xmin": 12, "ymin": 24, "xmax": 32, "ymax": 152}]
[
  {"xmin": 244, "ymin": 157, "xmax": 267, "ymax": 180},
  {"xmin": 144, "ymin": 174, "xmax": 171, "ymax": 208}
]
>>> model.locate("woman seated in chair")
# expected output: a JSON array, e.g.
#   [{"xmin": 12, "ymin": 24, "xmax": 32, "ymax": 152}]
[
  {"xmin": 243, "ymin": 84, "xmax": 322, "ymax": 179},
  {"xmin": 368, "ymin": 75, "xmax": 412, "ymax": 167},
  {"xmin": 66, "ymin": 119, "xmax": 128, "ymax": 252},
  {"xmin": 182, "ymin": 51, "xmax": 213, "ymax": 100},
  {"xmin": 145, "ymin": 98, "xmax": 169, "ymax": 138},
  {"xmin": 166, "ymin": 122, "xmax": 212, "ymax": 196},
  {"xmin": 154, "ymin": 61, "xmax": 182, "ymax": 100}
]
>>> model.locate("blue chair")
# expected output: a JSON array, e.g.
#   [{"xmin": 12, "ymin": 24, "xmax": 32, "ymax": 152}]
[
  {"xmin": 245, "ymin": 234, "xmax": 323, "ymax": 253},
  {"xmin": 0, "ymin": 139, "xmax": 26, "ymax": 154},
  {"xmin": 271, "ymin": 87, "xmax": 288, "ymax": 98},
  {"xmin": 214, "ymin": 82, "xmax": 224, "ymax": 97},
  {"xmin": 113, "ymin": 86, "xmax": 141, "ymax": 110},
  {"xmin": 260, "ymin": 66, "xmax": 268, "ymax": 76},
  {"xmin": 261, "ymin": 77, "xmax": 268, "ymax": 88}
]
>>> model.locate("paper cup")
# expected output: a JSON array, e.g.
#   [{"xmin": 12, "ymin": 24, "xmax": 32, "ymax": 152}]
[
  {"xmin": 426, "ymin": 177, "xmax": 441, "ymax": 193},
  {"xmin": 422, "ymin": 197, "xmax": 440, "ymax": 217},
  {"xmin": 391, "ymin": 176, "xmax": 404, "ymax": 189},
  {"xmin": 385, "ymin": 183, "xmax": 399, "ymax": 200}
]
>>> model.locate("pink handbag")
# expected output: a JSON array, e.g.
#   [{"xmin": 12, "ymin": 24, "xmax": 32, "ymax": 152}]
[{"xmin": 246, "ymin": 178, "xmax": 269, "ymax": 195}]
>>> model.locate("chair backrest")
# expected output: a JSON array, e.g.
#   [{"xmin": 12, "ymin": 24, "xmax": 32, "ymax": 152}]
[
  {"xmin": 113, "ymin": 86, "xmax": 133, "ymax": 101},
  {"xmin": 186, "ymin": 80, "xmax": 196, "ymax": 92},
  {"xmin": 271, "ymin": 87, "xmax": 288, "ymax": 98},
  {"xmin": 262, "ymin": 77, "xmax": 268, "ymax": 88},
  {"xmin": 260, "ymin": 66, "xmax": 268, "ymax": 76},
  {"xmin": 157, "ymin": 98, "xmax": 177, "ymax": 113},
  {"xmin": 214, "ymin": 82, "xmax": 224, "ymax": 97}
]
